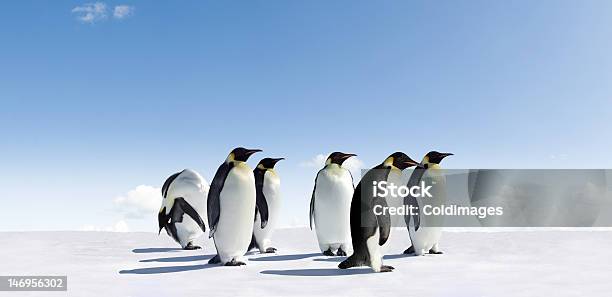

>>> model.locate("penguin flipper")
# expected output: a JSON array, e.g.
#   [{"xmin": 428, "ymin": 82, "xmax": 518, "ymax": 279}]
[
  {"xmin": 309, "ymin": 171, "xmax": 321, "ymax": 230},
  {"xmin": 404, "ymin": 167, "xmax": 425, "ymax": 231},
  {"xmin": 158, "ymin": 207, "xmax": 168, "ymax": 234},
  {"xmin": 208, "ymin": 162, "xmax": 233, "ymax": 238},
  {"xmin": 254, "ymin": 169, "xmax": 269, "ymax": 229},
  {"xmin": 405, "ymin": 195, "xmax": 420, "ymax": 231},
  {"xmin": 170, "ymin": 197, "xmax": 206, "ymax": 233},
  {"xmin": 248, "ymin": 234, "xmax": 259, "ymax": 252},
  {"xmin": 309, "ymin": 190, "xmax": 315, "ymax": 230},
  {"xmin": 374, "ymin": 196, "xmax": 391, "ymax": 246}
]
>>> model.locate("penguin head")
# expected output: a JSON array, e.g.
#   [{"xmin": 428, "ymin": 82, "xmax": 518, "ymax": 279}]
[
  {"xmin": 423, "ymin": 151, "xmax": 453, "ymax": 165},
  {"xmin": 228, "ymin": 147, "xmax": 262, "ymax": 162},
  {"xmin": 326, "ymin": 152, "xmax": 357, "ymax": 166},
  {"xmin": 383, "ymin": 152, "xmax": 421, "ymax": 170},
  {"xmin": 257, "ymin": 157, "xmax": 284, "ymax": 169}
]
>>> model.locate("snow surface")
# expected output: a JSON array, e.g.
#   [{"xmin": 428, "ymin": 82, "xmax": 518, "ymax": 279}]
[{"xmin": 1, "ymin": 228, "xmax": 611, "ymax": 296}]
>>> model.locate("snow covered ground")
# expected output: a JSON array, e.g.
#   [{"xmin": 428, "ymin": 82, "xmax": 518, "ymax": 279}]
[{"xmin": 1, "ymin": 228, "xmax": 611, "ymax": 296}]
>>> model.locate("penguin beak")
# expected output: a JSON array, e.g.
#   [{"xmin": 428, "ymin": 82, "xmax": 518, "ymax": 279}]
[
  {"xmin": 341, "ymin": 153, "xmax": 357, "ymax": 160},
  {"xmin": 272, "ymin": 158, "xmax": 285, "ymax": 165},
  {"xmin": 245, "ymin": 149, "xmax": 262, "ymax": 157},
  {"xmin": 440, "ymin": 153, "xmax": 454, "ymax": 159},
  {"xmin": 404, "ymin": 159, "xmax": 421, "ymax": 168}
]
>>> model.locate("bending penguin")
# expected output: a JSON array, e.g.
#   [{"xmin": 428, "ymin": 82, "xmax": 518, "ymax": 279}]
[
  {"xmin": 208, "ymin": 147, "xmax": 261, "ymax": 266},
  {"xmin": 249, "ymin": 157, "xmax": 284, "ymax": 253},
  {"xmin": 310, "ymin": 152, "xmax": 356, "ymax": 256},
  {"xmin": 339, "ymin": 152, "xmax": 421, "ymax": 272},
  {"xmin": 403, "ymin": 151, "xmax": 453, "ymax": 255},
  {"xmin": 158, "ymin": 169, "xmax": 208, "ymax": 250}
]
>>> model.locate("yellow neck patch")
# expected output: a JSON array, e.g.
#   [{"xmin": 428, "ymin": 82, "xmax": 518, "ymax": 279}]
[
  {"xmin": 233, "ymin": 160, "xmax": 249, "ymax": 169},
  {"xmin": 383, "ymin": 156, "xmax": 394, "ymax": 167},
  {"xmin": 428, "ymin": 163, "xmax": 441, "ymax": 170}
]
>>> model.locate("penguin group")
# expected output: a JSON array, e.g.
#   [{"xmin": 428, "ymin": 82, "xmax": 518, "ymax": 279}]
[
  {"xmin": 157, "ymin": 147, "xmax": 452, "ymax": 272},
  {"xmin": 159, "ymin": 147, "xmax": 283, "ymax": 266}
]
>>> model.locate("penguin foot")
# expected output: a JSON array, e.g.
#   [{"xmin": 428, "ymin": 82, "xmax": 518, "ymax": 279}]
[
  {"xmin": 323, "ymin": 249, "xmax": 335, "ymax": 256},
  {"xmin": 208, "ymin": 255, "xmax": 221, "ymax": 264},
  {"xmin": 336, "ymin": 248, "xmax": 347, "ymax": 256},
  {"xmin": 338, "ymin": 257, "xmax": 357, "ymax": 269},
  {"xmin": 428, "ymin": 249, "xmax": 443, "ymax": 254},
  {"xmin": 380, "ymin": 265, "xmax": 395, "ymax": 273},
  {"xmin": 183, "ymin": 242, "xmax": 202, "ymax": 250},
  {"xmin": 403, "ymin": 246, "xmax": 415, "ymax": 255},
  {"xmin": 338, "ymin": 260, "xmax": 351, "ymax": 269},
  {"xmin": 224, "ymin": 259, "xmax": 246, "ymax": 266},
  {"xmin": 264, "ymin": 247, "xmax": 277, "ymax": 253}
]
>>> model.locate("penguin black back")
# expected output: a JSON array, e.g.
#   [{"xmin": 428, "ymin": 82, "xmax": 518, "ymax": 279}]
[
  {"xmin": 252, "ymin": 158, "xmax": 284, "ymax": 229},
  {"xmin": 207, "ymin": 161, "xmax": 234, "ymax": 238},
  {"xmin": 161, "ymin": 170, "xmax": 183, "ymax": 198},
  {"xmin": 350, "ymin": 163, "xmax": 393, "ymax": 250}
]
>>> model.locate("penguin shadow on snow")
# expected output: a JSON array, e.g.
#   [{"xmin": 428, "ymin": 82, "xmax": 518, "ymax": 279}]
[
  {"xmin": 383, "ymin": 253, "xmax": 418, "ymax": 260},
  {"xmin": 120, "ymin": 250, "xmax": 216, "ymax": 274},
  {"xmin": 260, "ymin": 268, "xmax": 373, "ymax": 276},
  {"xmin": 250, "ymin": 252, "xmax": 320, "ymax": 262},
  {"xmin": 131, "ymin": 247, "xmax": 183, "ymax": 254},
  {"xmin": 120, "ymin": 254, "xmax": 217, "ymax": 274},
  {"xmin": 312, "ymin": 256, "xmax": 346, "ymax": 262},
  {"xmin": 310, "ymin": 252, "xmax": 416, "ymax": 264},
  {"xmin": 119, "ymin": 263, "xmax": 217, "ymax": 275},
  {"xmin": 140, "ymin": 254, "xmax": 215, "ymax": 263}
]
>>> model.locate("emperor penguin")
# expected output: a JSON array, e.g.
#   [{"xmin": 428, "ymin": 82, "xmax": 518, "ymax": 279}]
[
  {"xmin": 249, "ymin": 157, "xmax": 284, "ymax": 253},
  {"xmin": 339, "ymin": 152, "xmax": 420, "ymax": 272},
  {"xmin": 309, "ymin": 152, "xmax": 356, "ymax": 256},
  {"xmin": 403, "ymin": 151, "xmax": 453, "ymax": 255},
  {"xmin": 158, "ymin": 169, "xmax": 208, "ymax": 249},
  {"xmin": 207, "ymin": 147, "xmax": 261, "ymax": 266}
]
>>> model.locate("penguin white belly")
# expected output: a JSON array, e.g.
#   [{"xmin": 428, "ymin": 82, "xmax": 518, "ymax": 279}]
[
  {"xmin": 314, "ymin": 168, "xmax": 353, "ymax": 252},
  {"xmin": 165, "ymin": 169, "xmax": 209, "ymax": 247},
  {"xmin": 366, "ymin": 228, "xmax": 383, "ymax": 272},
  {"xmin": 408, "ymin": 226, "xmax": 442, "ymax": 255},
  {"xmin": 253, "ymin": 171, "xmax": 280, "ymax": 251},
  {"xmin": 215, "ymin": 165, "xmax": 256, "ymax": 263},
  {"xmin": 409, "ymin": 170, "xmax": 446, "ymax": 255},
  {"xmin": 385, "ymin": 168, "xmax": 405, "ymax": 229}
]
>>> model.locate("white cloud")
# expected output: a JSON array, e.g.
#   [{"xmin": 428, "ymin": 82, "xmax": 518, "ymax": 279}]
[
  {"xmin": 72, "ymin": 2, "xmax": 107, "ymax": 23},
  {"xmin": 549, "ymin": 153, "xmax": 568, "ymax": 160},
  {"xmin": 114, "ymin": 185, "xmax": 162, "ymax": 219},
  {"xmin": 299, "ymin": 154, "xmax": 327, "ymax": 168},
  {"xmin": 79, "ymin": 220, "xmax": 129, "ymax": 232},
  {"xmin": 344, "ymin": 157, "xmax": 365, "ymax": 178},
  {"xmin": 113, "ymin": 5, "xmax": 134, "ymax": 19},
  {"xmin": 301, "ymin": 153, "xmax": 366, "ymax": 180}
]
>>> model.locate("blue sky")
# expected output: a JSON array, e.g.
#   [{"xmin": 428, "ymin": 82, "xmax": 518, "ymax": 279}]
[{"xmin": 1, "ymin": 0, "xmax": 611, "ymax": 231}]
